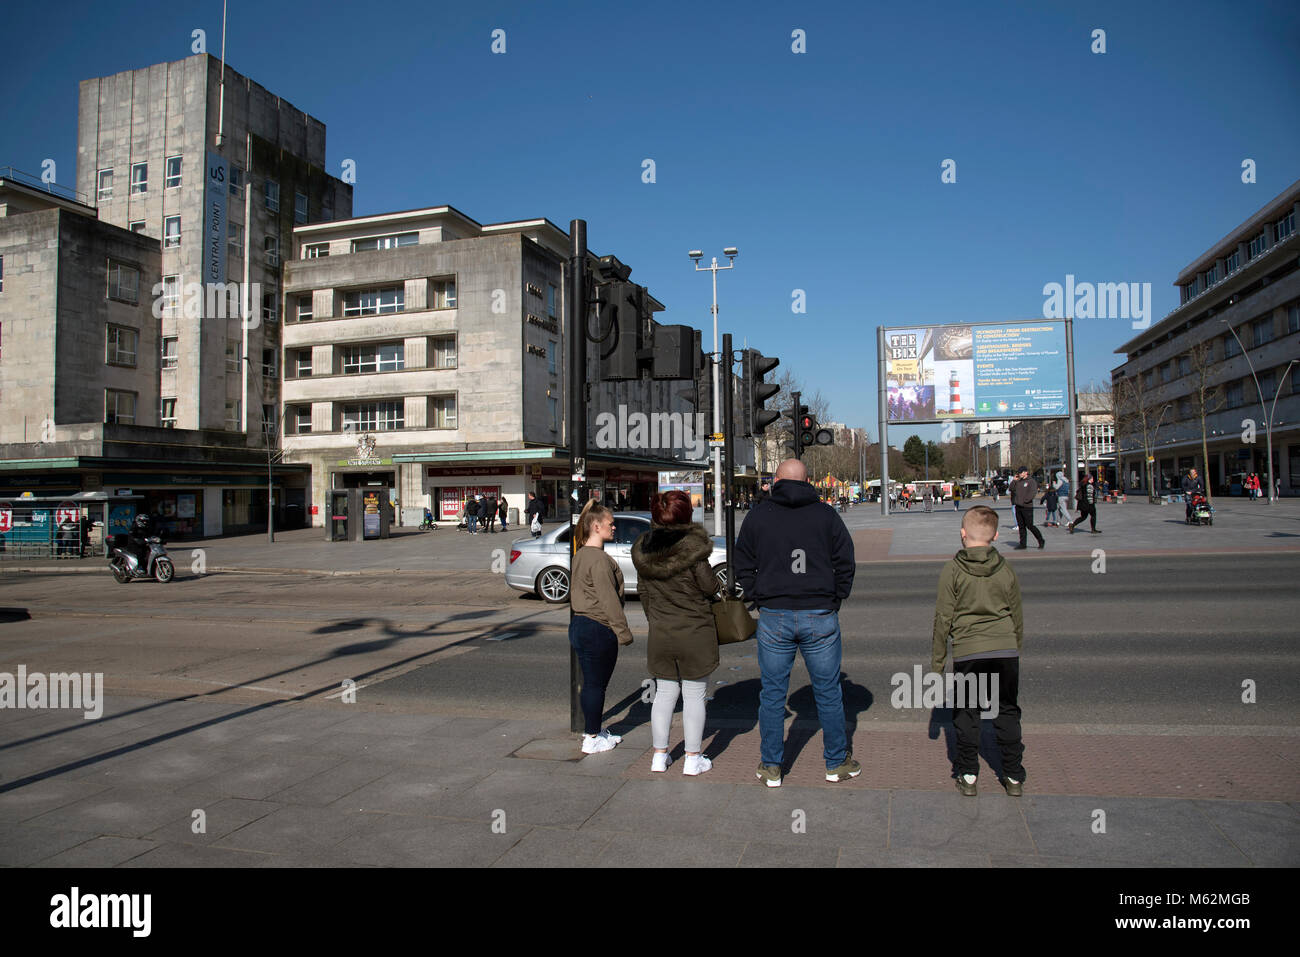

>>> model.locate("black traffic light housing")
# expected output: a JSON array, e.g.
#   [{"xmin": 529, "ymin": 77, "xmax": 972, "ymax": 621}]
[{"xmin": 741, "ymin": 349, "xmax": 780, "ymax": 436}]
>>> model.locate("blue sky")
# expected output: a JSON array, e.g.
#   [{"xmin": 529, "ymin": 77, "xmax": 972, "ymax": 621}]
[{"xmin": 3, "ymin": 0, "xmax": 1298, "ymax": 446}]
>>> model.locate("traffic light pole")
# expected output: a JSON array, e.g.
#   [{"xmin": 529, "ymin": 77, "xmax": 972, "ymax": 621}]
[
  {"xmin": 722, "ymin": 334, "xmax": 736, "ymax": 594},
  {"xmin": 568, "ymin": 219, "xmax": 588, "ymax": 734}
]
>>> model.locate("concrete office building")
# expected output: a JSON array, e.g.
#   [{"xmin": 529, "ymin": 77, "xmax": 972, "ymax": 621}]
[
  {"xmin": 65, "ymin": 53, "xmax": 351, "ymax": 529},
  {"xmin": 281, "ymin": 206, "xmax": 721, "ymax": 526},
  {"xmin": 0, "ymin": 170, "xmax": 304, "ymax": 538},
  {"xmin": 1112, "ymin": 180, "xmax": 1300, "ymax": 496}
]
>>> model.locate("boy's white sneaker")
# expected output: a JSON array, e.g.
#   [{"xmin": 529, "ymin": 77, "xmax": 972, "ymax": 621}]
[
  {"xmin": 683, "ymin": 754, "xmax": 712, "ymax": 776},
  {"xmin": 651, "ymin": 751, "xmax": 672, "ymax": 772},
  {"xmin": 581, "ymin": 733, "xmax": 617, "ymax": 754},
  {"xmin": 598, "ymin": 729, "xmax": 621, "ymax": 745}
]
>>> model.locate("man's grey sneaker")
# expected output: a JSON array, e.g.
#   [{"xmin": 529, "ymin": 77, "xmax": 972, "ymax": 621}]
[
  {"xmin": 956, "ymin": 773, "xmax": 978, "ymax": 796},
  {"xmin": 756, "ymin": 763, "xmax": 783, "ymax": 788},
  {"xmin": 1003, "ymin": 777, "xmax": 1023, "ymax": 797},
  {"xmin": 826, "ymin": 754, "xmax": 862, "ymax": 782}
]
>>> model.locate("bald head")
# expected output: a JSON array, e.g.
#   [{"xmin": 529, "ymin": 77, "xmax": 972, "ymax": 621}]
[{"xmin": 774, "ymin": 458, "xmax": 807, "ymax": 483}]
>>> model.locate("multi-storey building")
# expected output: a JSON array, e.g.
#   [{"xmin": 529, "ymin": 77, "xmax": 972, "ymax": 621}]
[
  {"xmin": 1112, "ymin": 180, "xmax": 1299, "ymax": 496},
  {"xmin": 281, "ymin": 206, "xmax": 716, "ymax": 525},
  {"xmin": 77, "ymin": 53, "xmax": 352, "ymax": 438}
]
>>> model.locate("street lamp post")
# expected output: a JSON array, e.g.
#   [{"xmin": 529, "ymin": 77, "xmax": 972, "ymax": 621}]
[
  {"xmin": 1220, "ymin": 320, "xmax": 1289, "ymax": 503},
  {"xmin": 690, "ymin": 247, "xmax": 737, "ymax": 535}
]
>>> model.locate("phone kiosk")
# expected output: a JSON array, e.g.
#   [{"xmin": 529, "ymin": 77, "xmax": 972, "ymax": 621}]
[{"xmin": 326, "ymin": 488, "xmax": 390, "ymax": 542}]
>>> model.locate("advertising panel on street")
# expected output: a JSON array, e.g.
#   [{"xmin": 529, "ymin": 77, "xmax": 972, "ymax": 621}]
[
  {"xmin": 883, "ymin": 321, "xmax": 1068, "ymax": 423},
  {"xmin": 658, "ymin": 470, "xmax": 705, "ymax": 524}
]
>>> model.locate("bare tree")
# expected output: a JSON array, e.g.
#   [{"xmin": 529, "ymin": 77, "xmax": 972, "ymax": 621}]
[
  {"xmin": 1185, "ymin": 340, "xmax": 1224, "ymax": 500},
  {"xmin": 1113, "ymin": 371, "xmax": 1171, "ymax": 502}
]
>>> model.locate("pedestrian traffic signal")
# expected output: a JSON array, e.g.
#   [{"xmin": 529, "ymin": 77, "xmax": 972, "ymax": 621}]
[
  {"xmin": 595, "ymin": 281, "xmax": 641, "ymax": 380},
  {"xmin": 785, "ymin": 395, "xmax": 809, "ymax": 457},
  {"xmin": 798, "ymin": 411, "xmax": 834, "ymax": 449},
  {"xmin": 741, "ymin": 349, "xmax": 780, "ymax": 436}
]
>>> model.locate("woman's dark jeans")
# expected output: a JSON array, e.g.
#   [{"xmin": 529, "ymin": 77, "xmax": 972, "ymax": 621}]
[{"xmin": 569, "ymin": 615, "xmax": 619, "ymax": 734}]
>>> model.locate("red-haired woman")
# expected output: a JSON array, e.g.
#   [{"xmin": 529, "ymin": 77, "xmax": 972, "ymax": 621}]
[
  {"xmin": 631, "ymin": 490, "xmax": 719, "ymax": 775},
  {"xmin": 570, "ymin": 498, "xmax": 634, "ymax": 753}
]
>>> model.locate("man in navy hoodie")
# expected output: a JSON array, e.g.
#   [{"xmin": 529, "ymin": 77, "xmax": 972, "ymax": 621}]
[{"xmin": 735, "ymin": 458, "xmax": 858, "ymax": 788}]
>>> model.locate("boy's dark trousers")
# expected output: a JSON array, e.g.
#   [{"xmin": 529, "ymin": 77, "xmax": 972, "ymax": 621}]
[{"xmin": 951, "ymin": 656, "xmax": 1025, "ymax": 782}]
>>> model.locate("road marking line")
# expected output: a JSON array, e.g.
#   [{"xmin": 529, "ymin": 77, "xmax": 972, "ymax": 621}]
[
  {"xmin": 324, "ymin": 684, "xmax": 369, "ymax": 699},
  {"xmin": 484, "ymin": 632, "xmax": 517, "ymax": 642}
]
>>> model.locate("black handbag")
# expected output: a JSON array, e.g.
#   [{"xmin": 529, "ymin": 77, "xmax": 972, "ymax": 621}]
[{"xmin": 713, "ymin": 596, "xmax": 756, "ymax": 645}]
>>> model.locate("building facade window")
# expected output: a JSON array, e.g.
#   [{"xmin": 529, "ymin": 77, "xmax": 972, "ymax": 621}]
[
  {"xmin": 295, "ymin": 295, "xmax": 314, "ymax": 322},
  {"xmin": 293, "ymin": 405, "xmax": 312, "ymax": 434},
  {"xmin": 294, "ymin": 191, "xmax": 309, "ymax": 225},
  {"xmin": 163, "ymin": 215, "xmax": 181, "ymax": 248},
  {"xmin": 1204, "ymin": 265, "xmax": 1217, "ymax": 287},
  {"xmin": 342, "ymin": 401, "xmax": 404, "ymax": 432},
  {"xmin": 1248, "ymin": 232, "xmax": 1267, "ymax": 258},
  {"xmin": 292, "ymin": 349, "xmax": 313, "ymax": 377},
  {"xmin": 130, "ymin": 163, "xmax": 147, "ymax": 194},
  {"xmin": 225, "ymin": 400, "xmax": 241, "ymax": 430},
  {"xmin": 302, "ymin": 242, "xmax": 329, "ymax": 259},
  {"xmin": 262, "ymin": 348, "xmax": 277, "ymax": 380},
  {"xmin": 264, "ymin": 236, "xmax": 280, "ymax": 267},
  {"xmin": 106, "ymin": 325, "xmax": 138, "ymax": 366},
  {"xmin": 164, "ymin": 155, "xmax": 182, "ymax": 189},
  {"xmin": 1289, "ymin": 304, "xmax": 1299, "ymax": 334},
  {"xmin": 265, "ymin": 180, "xmax": 280, "ymax": 212},
  {"xmin": 1225, "ymin": 250, "xmax": 1240, "ymax": 274},
  {"xmin": 1177, "ymin": 355, "xmax": 1191, "ymax": 376},
  {"xmin": 262, "ymin": 292, "xmax": 277, "ymax": 324},
  {"xmin": 106, "ymin": 261, "xmax": 140, "ymax": 304},
  {"xmin": 226, "ymin": 340, "xmax": 241, "ymax": 372},
  {"xmin": 547, "ymin": 283, "xmax": 557, "ymax": 318},
  {"xmin": 161, "ymin": 275, "xmax": 180, "ymax": 315},
  {"xmin": 548, "ymin": 396, "xmax": 558, "ymax": 432},
  {"xmin": 432, "ymin": 278, "xmax": 456, "ymax": 309},
  {"xmin": 228, "ymin": 223, "xmax": 243, "ymax": 258},
  {"xmin": 431, "ymin": 395, "xmax": 457, "ymax": 429},
  {"xmin": 351, "ymin": 233, "xmax": 417, "ymax": 253},
  {"xmin": 1252, "ymin": 316, "xmax": 1273, "ymax": 347},
  {"xmin": 97, "ymin": 168, "xmax": 113, "ymax": 201},
  {"xmin": 342, "ymin": 342, "xmax": 404, "ymax": 374},
  {"xmin": 342, "ymin": 286, "xmax": 404, "ymax": 317},
  {"xmin": 161, "ymin": 336, "xmax": 178, "ymax": 369},
  {"xmin": 105, "ymin": 390, "xmax": 136, "ymax": 424},
  {"xmin": 1225, "ymin": 381, "xmax": 1243, "ymax": 407},
  {"xmin": 432, "ymin": 335, "xmax": 456, "ymax": 369},
  {"xmin": 229, "ymin": 165, "xmax": 244, "ymax": 197},
  {"xmin": 1224, "ymin": 332, "xmax": 1240, "ymax": 357},
  {"xmin": 129, "ymin": 220, "xmax": 146, "ymax": 233},
  {"xmin": 1257, "ymin": 371, "xmax": 1275, "ymax": 401},
  {"xmin": 160, "ymin": 398, "xmax": 177, "ymax": 428},
  {"xmin": 1276, "ymin": 211, "xmax": 1296, "ymax": 242},
  {"xmin": 548, "ymin": 339, "xmax": 557, "ymax": 375}
]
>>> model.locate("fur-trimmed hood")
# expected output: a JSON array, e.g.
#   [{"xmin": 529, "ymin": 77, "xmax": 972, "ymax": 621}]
[{"xmin": 631, "ymin": 524, "xmax": 714, "ymax": 580}]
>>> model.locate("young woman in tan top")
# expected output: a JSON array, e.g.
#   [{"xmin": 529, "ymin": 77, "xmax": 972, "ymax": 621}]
[{"xmin": 569, "ymin": 499, "xmax": 633, "ymax": 754}]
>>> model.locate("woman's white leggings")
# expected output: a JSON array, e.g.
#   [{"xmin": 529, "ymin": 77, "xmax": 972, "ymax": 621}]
[{"xmin": 651, "ymin": 678, "xmax": 708, "ymax": 753}]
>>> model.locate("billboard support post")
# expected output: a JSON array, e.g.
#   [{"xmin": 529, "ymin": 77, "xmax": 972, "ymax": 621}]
[
  {"xmin": 1066, "ymin": 316, "xmax": 1079, "ymax": 493},
  {"xmin": 878, "ymin": 325, "xmax": 889, "ymax": 516}
]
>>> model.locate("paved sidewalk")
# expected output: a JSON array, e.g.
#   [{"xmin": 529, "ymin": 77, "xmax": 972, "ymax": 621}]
[{"xmin": 2, "ymin": 693, "xmax": 1295, "ymax": 867}]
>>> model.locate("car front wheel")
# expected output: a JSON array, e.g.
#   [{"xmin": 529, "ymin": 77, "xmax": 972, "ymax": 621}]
[
  {"xmin": 712, "ymin": 564, "xmax": 743, "ymax": 598},
  {"xmin": 537, "ymin": 566, "xmax": 570, "ymax": 604}
]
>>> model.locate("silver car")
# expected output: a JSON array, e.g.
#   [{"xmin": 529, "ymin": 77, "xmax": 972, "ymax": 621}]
[{"xmin": 505, "ymin": 512, "xmax": 735, "ymax": 603}]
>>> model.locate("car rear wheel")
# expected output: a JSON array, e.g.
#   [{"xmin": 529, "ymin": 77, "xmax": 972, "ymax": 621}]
[
  {"xmin": 712, "ymin": 564, "xmax": 743, "ymax": 598},
  {"xmin": 537, "ymin": 566, "xmax": 570, "ymax": 603}
]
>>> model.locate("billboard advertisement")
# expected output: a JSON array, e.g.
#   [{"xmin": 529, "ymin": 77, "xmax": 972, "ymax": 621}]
[
  {"xmin": 203, "ymin": 152, "xmax": 228, "ymax": 288},
  {"xmin": 884, "ymin": 322, "xmax": 1068, "ymax": 423}
]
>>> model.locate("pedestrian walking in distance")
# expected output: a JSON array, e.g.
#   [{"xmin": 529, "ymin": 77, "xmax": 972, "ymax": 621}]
[
  {"xmin": 1042, "ymin": 484, "xmax": 1060, "ymax": 526},
  {"xmin": 569, "ymin": 499, "xmax": 634, "ymax": 754},
  {"xmin": 735, "ymin": 458, "xmax": 859, "ymax": 788},
  {"xmin": 631, "ymin": 490, "xmax": 719, "ymax": 776},
  {"xmin": 466, "ymin": 496, "xmax": 479, "ymax": 534},
  {"xmin": 1068, "ymin": 473, "xmax": 1100, "ymax": 534},
  {"xmin": 497, "ymin": 498, "xmax": 508, "ymax": 533},
  {"xmin": 931, "ymin": 505, "xmax": 1026, "ymax": 797},
  {"xmin": 525, "ymin": 492, "xmax": 545, "ymax": 538},
  {"xmin": 1009, "ymin": 467, "xmax": 1044, "ymax": 550}
]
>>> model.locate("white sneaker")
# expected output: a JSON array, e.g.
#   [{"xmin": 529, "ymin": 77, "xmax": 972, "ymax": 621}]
[
  {"xmin": 651, "ymin": 751, "xmax": 672, "ymax": 772},
  {"xmin": 581, "ymin": 733, "xmax": 617, "ymax": 754},
  {"xmin": 598, "ymin": 729, "xmax": 622, "ymax": 745},
  {"xmin": 683, "ymin": 754, "xmax": 712, "ymax": 776}
]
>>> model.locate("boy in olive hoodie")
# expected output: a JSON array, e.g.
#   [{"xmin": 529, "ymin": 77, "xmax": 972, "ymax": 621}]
[{"xmin": 930, "ymin": 505, "xmax": 1026, "ymax": 797}]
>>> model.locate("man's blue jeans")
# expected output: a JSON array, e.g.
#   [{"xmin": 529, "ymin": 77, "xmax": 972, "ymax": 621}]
[{"xmin": 756, "ymin": 607, "xmax": 848, "ymax": 770}]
